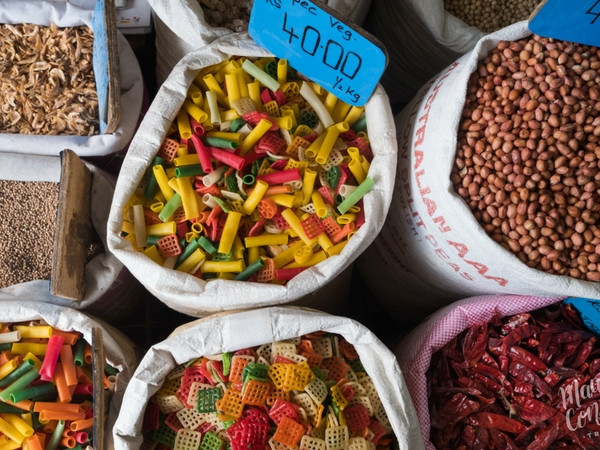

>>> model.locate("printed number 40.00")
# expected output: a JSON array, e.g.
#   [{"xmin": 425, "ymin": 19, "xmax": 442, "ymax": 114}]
[
  {"xmin": 587, "ymin": 0, "xmax": 600, "ymax": 24},
  {"xmin": 282, "ymin": 13, "xmax": 362, "ymax": 80}
]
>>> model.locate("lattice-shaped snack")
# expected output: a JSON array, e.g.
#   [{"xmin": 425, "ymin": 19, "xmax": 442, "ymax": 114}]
[
  {"xmin": 304, "ymin": 377, "xmax": 328, "ymax": 405},
  {"xmin": 196, "ymin": 387, "xmax": 223, "ymax": 413},
  {"xmin": 325, "ymin": 425, "xmax": 349, "ymax": 450},
  {"xmin": 257, "ymin": 198, "xmax": 278, "ymax": 219},
  {"xmin": 280, "ymin": 352, "xmax": 307, "ymax": 364},
  {"xmin": 330, "ymin": 385, "xmax": 348, "ymax": 410},
  {"xmin": 267, "ymin": 363, "xmax": 288, "ymax": 390},
  {"xmin": 147, "ymin": 422, "xmax": 177, "ymax": 447},
  {"xmin": 242, "ymin": 362, "xmax": 269, "ymax": 383},
  {"xmin": 200, "ymin": 431, "xmax": 224, "ymax": 450},
  {"xmin": 269, "ymin": 436, "xmax": 295, "ymax": 450},
  {"xmin": 242, "ymin": 379, "xmax": 271, "ymax": 406},
  {"xmin": 156, "ymin": 394, "xmax": 185, "ymax": 414},
  {"xmin": 283, "ymin": 361, "xmax": 314, "ymax": 391},
  {"xmin": 216, "ymin": 388, "xmax": 244, "ymax": 421},
  {"xmin": 198, "ymin": 412, "xmax": 226, "ymax": 433},
  {"xmin": 292, "ymin": 392, "xmax": 317, "ymax": 417},
  {"xmin": 367, "ymin": 420, "xmax": 387, "ymax": 444},
  {"xmin": 342, "ymin": 404, "xmax": 370, "ymax": 432},
  {"xmin": 227, "ymin": 418, "xmax": 269, "ymax": 450},
  {"xmin": 257, "ymin": 132, "xmax": 286, "ymax": 155},
  {"xmin": 256, "ymin": 257, "xmax": 276, "ymax": 283},
  {"xmin": 157, "ymin": 234, "xmax": 182, "ymax": 258},
  {"xmin": 158, "ymin": 376, "xmax": 182, "ymax": 396},
  {"xmin": 299, "ymin": 203, "xmax": 317, "ymax": 215},
  {"xmin": 300, "ymin": 435, "xmax": 327, "ymax": 450},
  {"xmin": 187, "ymin": 382, "xmax": 215, "ymax": 408},
  {"xmin": 165, "ymin": 411, "xmax": 184, "ymax": 432},
  {"xmin": 344, "ymin": 382, "xmax": 366, "ymax": 398},
  {"xmin": 303, "ymin": 352, "xmax": 323, "ymax": 369},
  {"xmin": 174, "ymin": 428, "xmax": 203, "ymax": 450},
  {"xmin": 232, "ymin": 98, "xmax": 257, "ymax": 116},
  {"xmin": 272, "ymin": 341, "xmax": 297, "ymax": 360},
  {"xmin": 176, "ymin": 407, "xmax": 205, "ymax": 431},
  {"xmin": 286, "ymin": 136, "xmax": 312, "ymax": 159},
  {"xmin": 311, "ymin": 338, "xmax": 333, "ymax": 359},
  {"xmin": 172, "ymin": 206, "xmax": 188, "ymax": 224},
  {"xmin": 144, "ymin": 209, "xmax": 162, "ymax": 225},
  {"xmin": 345, "ymin": 368, "xmax": 359, "ymax": 382},
  {"xmin": 269, "ymin": 398, "xmax": 300, "ymax": 425},
  {"xmin": 263, "ymin": 100, "xmax": 281, "ymax": 118},
  {"xmin": 318, "ymin": 186, "xmax": 336, "ymax": 207},
  {"xmin": 347, "ymin": 437, "xmax": 370, "ymax": 450},
  {"xmin": 311, "ymin": 416, "xmax": 327, "ymax": 440},
  {"xmin": 356, "ymin": 376, "xmax": 381, "ymax": 411},
  {"xmin": 321, "ymin": 357, "xmax": 349, "ymax": 382},
  {"xmin": 338, "ymin": 339, "xmax": 359, "ymax": 362},
  {"xmin": 301, "ymin": 214, "xmax": 325, "ymax": 239},
  {"xmin": 283, "ymin": 179, "xmax": 303, "ymax": 191},
  {"xmin": 158, "ymin": 137, "xmax": 179, "ymax": 162},
  {"xmin": 320, "ymin": 148, "xmax": 345, "ymax": 172},
  {"xmin": 256, "ymin": 343, "xmax": 273, "ymax": 363},
  {"xmin": 373, "ymin": 403, "xmax": 391, "ymax": 432},
  {"xmin": 284, "ymin": 158, "xmax": 310, "ymax": 172},
  {"xmin": 230, "ymin": 355, "xmax": 255, "ymax": 384},
  {"xmin": 272, "ymin": 416, "xmax": 305, "ymax": 448},
  {"xmin": 266, "ymin": 387, "xmax": 290, "ymax": 406}
]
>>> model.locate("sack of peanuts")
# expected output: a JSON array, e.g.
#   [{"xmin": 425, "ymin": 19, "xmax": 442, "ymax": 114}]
[
  {"xmin": 106, "ymin": 33, "xmax": 396, "ymax": 317},
  {"xmin": 364, "ymin": 0, "xmax": 542, "ymax": 106},
  {"xmin": 394, "ymin": 294, "xmax": 600, "ymax": 448},
  {"xmin": 0, "ymin": 300, "xmax": 139, "ymax": 449},
  {"xmin": 0, "ymin": 0, "xmax": 144, "ymax": 157},
  {"xmin": 358, "ymin": 21, "xmax": 600, "ymax": 325},
  {"xmin": 0, "ymin": 152, "xmax": 145, "ymax": 324},
  {"xmin": 112, "ymin": 306, "xmax": 424, "ymax": 449},
  {"xmin": 148, "ymin": 0, "xmax": 374, "ymax": 86}
]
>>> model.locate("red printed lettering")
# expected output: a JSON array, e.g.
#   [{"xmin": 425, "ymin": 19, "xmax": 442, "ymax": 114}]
[
  {"xmin": 447, "ymin": 240, "xmax": 468, "ymax": 258},
  {"xmin": 435, "ymin": 248, "xmax": 449, "ymax": 260},
  {"xmin": 465, "ymin": 259, "xmax": 508, "ymax": 287},
  {"xmin": 433, "ymin": 215, "xmax": 451, "ymax": 233},
  {"xmin": 414, "ymin": 126, "xmax": 426, "ymax": 149}
]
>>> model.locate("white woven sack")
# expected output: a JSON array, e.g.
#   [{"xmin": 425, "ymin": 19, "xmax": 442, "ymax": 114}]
[
  {"xmin": 357, "ymin": 21, "xmax": 600, "ymax": 325},
  {"xmin": 0, "ymin": 153, "xmax": 143, "ymax": 324},
  {"xmin": 0, "ymin": 0, "xmax": 143, "ymax": 157},
  {"xmin": 148, "ymin": 0, "xmax": 373, "ymax": 85},
  {"xmin": 107, "ymin": 33, "xmax": 396, "ymax": 317},
  {"xmin": 0, "ymin": 300, "xmax": 139, "ymax": 450},
  {"xmin": 112, "ymin": 306, "xmax": 424, "ymax": 450}
]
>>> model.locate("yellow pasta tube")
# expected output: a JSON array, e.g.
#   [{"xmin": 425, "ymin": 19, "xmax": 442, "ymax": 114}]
[
  {"xmin": 0, "ymin": 416, "xmax": 25, "ymax": 444},
  {"xmin": 218, "ymin": 211, "xmax": 242, "ymax": 254},
  {"xmin": 268, "ymin": 194, "xmax": 296, "ymax": 208},
  {"xmin": 301, "ymin": 169, "xmax": 317, "ymax": 205},
  {"xmin": 271, "ymin": 115, "xmax": 293, "ymax": 130},
  {"xmin": 173, "ymin": 154, "xmax": 200, "ymax": 166},
  {"xmin": 143, "ymin": 246, "xmax": 163, "ymax": 265},
  {"xmin": 281, "ymin": 208, "xmax": 316, "ymax": 246},
  {"xmin": 225, "ymin": 73, "xmax": 240, "ymax": 104},
  {"xmin": 248, "ymin": 246, "xmax": 260, "ymax": 264},
  {"xmin": 182, "ymin": 100, "xmax": 208, "ymax": 124},
  {"xmin": 0, "ymin": 360, "xmax": 18, "ymax": 381},
  {"xmin": 344, "ymin": 106, "xmax": 365, "ymax": 127},
  {"xmin": 177, "ymin": 110, "xmax": 192, "ymax": 140},
  {"xmin": 247, "ymin": 81, "xmax": 263, "ymax": 111},
  {"xmin": 348, "ymin": 159, "xmax": 367, "ymax": 184},
  {"xmin": 187, "ymin": 83, "xmax": 204, "ymax": 106},
  {"xmin": 239, "ymin": 118, "xmax": 273, "ymax": 155},
  {"xmin": 152, "ymin": 165, "xmax": 175, "ymax": 201},
  {"xmin": 332, "ymin": 101, "xmax": 352, "ymax": 124},
  {"xmin": 235, "ymin": 69, "xmax": 249, "ymax": 99},
  {"xmin": 205, "ymin": 90, "xmax": 221, "ymax": 125},
  {"xmin": 244, "ymin": 233, "xmax": 289, "ymax": 248},
  {"xmin": 277, "ymin": 59, "xmax": 288, "ymax": 85},
  {"xmin": 284, "ymin": 250, "xmax": 327, "ymax": 268},
  {"xmin": 177, "ymin": 177, "xmax": 200, "ymax": 220},
  {"xmin": 177, "ymin": 248, "xmax": 207, "ymax": 274},
  {"xmin": 317, "ymin": 233, "xmax": 333, "ymax": 253},
  {"xmin": 146, "ymin": 221, "xmax": 177, "ymax": 236},
  {"xmin": 132, "ymin": 204, "xmax": 147, "ymax": 249},
  {"xmin": 2, "ymin": 415, "xmax": 33, "ymax": 438},
  {"xmin": 273, "ymin": 240, "xmax": 306, "ymax": 268},
  {"xmin": 305, "ymin": 133, "xmax": 327, "ymax": 160},
  {"xmin": 243, "ymin": 180, "xmax": 269, "ymax": 215},
  {"xmin": 315, "ymin": 126, "xmax": 341, "ymax": 165},
  {"xmin": 203, "ymin": 73, "xmax": 226, "ymax": 97},
  {"xmin": 13, "ymin": 326, "xmax": 52, "ymax": 339},
  {"xmin": 10, "ymin": 343, "xmax": 47, "ymax": 356},
  {"xmin": 324, "ymin": 92, "xmax": 338, "ymax": 114},
  {"xmin": 337, "ymin": 213, "xmax": 356, "ymax": 224},
  {"xmin": 201, "ymin": 260, "xmax": 245, "ymax": 273},
  {"xmin": 311, "ymin": 191, "xmax": 328, "ymax": 218},
  {"xmin": 325, "ymin": 239, "xmax": 348, "ymax": 256}
]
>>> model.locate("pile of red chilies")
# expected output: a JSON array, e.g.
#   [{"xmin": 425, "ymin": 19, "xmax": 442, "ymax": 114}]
[{"xmin": 428, "ymin": 302, "xmax": 600, "ymax": 449}]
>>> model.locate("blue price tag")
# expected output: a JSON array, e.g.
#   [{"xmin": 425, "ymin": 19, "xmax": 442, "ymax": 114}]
[
  {"xmin": 564, "ymin": 297, "xmax": 600, "ymax": 335},
  {"xmin": 248, "ymin": 0, "xmax": 387, "ymax": 106},
  {"xmin": 529, "ymin": 0, "xmax": 600, "ymax": 47}
]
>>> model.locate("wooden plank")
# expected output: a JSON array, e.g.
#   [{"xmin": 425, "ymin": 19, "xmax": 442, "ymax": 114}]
[
  {"xmin": 50, "ymin": 150, "xmax": 92, "ymax": 301},
  {"xmin": 105, "ymin": 0, "xmax": 121, "ymax": 134},
  {"xmin": 92, "ymin": 327, "xmax": 106, "ymax": 450}
]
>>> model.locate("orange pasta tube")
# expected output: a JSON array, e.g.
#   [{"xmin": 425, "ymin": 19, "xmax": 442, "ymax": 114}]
[
  {"xmin": 49, "ymin": 330, "xmax": 79, "ymax": 346},
  {"xmin": 83, "ymin": 345, "xmax": 92, "ymax": 365},
  {"xmin": 58, "ymin": 346, "xmax": 77, "ymax": 387},
  {"xmin": 53, "ymin": 364, "xmax": 71, "ymax": 404},
  {"xmin": 38, "ymin": 410, "xmax": 85, "ymax": 422},
  {"xmin": 69, "ymin": 417, "xmax": 93, "ymax": 432},
  {"xmin": 32, "ymin": 403, "xmax": 82, "ymax": 414},
  {"xmin": 24, "ymin": 434, "xmax": 43, "ymax": 450}
]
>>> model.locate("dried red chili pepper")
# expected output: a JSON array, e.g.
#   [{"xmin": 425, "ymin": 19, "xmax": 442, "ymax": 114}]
[
  {"xmin": 508, "ymin": 346, "xmax": 548, "ymax": 372},
  {"xmin": 466, "ymin": 412, "xmax": 527, "ymax": 434},
  {"xmin": 462, "ymin": 323, "xmax": 488, "ymax": 362}
]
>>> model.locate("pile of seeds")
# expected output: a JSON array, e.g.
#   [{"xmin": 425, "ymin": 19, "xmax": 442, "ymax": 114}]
[
  {"xmin": 451, "ymin": 35, "xmax": 600, "ymax": 281},
  {"xmin": 0, "ymin": 180, "xmax": 58, "ymax": 288},
  {"xmin": 197, "ymin": 0, "xmax": 252, "ymax": 32},
  {"xmin": 0, "ymin": 23, "xmax": 99, "ymax": 136},
  {"xmin": 443, "ymin": 0, "xmax": 540, "ymax": 33}
]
